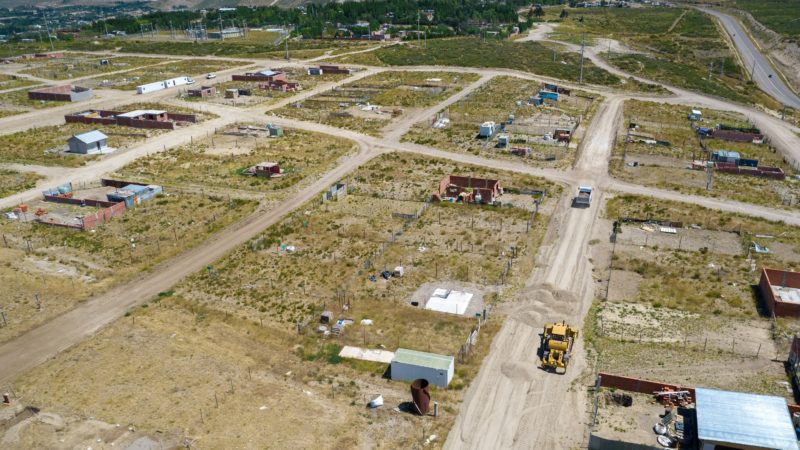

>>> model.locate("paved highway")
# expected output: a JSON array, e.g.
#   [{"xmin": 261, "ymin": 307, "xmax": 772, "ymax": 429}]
[{"xmin": 701, "ymin": 7, "xmax": 800, "ymax": 109}]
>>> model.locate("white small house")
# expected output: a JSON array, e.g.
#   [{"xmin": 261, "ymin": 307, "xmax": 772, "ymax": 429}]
[
  {"xmin": 479, "ymin": 121, "xmax": 496, "ymax": 138},
  {"xmin": 688, "ymin": 109, "xmax": 703, "ymax": 121},
  {"xmin": 67, "ymin": 130, "xmax": 108, "ymax": 154},
  {"xmin": 390, "ymin": 348, "xmax": 454, "ymax": 388}
]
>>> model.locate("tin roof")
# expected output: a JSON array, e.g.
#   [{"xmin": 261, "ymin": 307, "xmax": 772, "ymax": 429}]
[
  {"xmin": 70, "ymin": 130, "xmax": 107, "ymax": 143},
  {"xmin": 695, "ymin": 388, "xmax": 798, "ymax": 450},
  {"xmin": 392, "ymin": 348, "xmax": 453, "ymax": 371}
]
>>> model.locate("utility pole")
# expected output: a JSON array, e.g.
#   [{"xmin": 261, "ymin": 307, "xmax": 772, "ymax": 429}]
[
  {"xmin": 284, "ymin": 27, "xmax": 289, "ymax": 60},
  {"xmin": 417, "ymin": 10, "xmax": 421, "ymax": 47},
  {"xmin": 782, "ymin": 105, "xmax": 787, "ymax": 120},
  {"xmin": 707, "ymin": 61, "xmax": 713, "ymax": 81},
  {"xmin": 750, "ymin": 59, "xmax": 756, "ymax": 80},
  {"xmin": 579, "ymin": 33, "xmax": 585, "ymax": 85},
  {"xmin": 43, "ymin": 11, "xmax": 54, "ymax": 51}
]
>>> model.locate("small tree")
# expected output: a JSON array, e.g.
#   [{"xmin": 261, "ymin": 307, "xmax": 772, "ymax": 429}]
[
  {"xmin": 560, "ymin": 9, "xmax": 569, "ymax": 19},
  {"xmin": 533, "ymin": 5, "xmax": 545, "ymax": 17}
]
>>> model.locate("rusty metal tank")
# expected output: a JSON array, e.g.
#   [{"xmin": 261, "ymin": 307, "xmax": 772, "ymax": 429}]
[{"xmin": 410, "ymin": 379, "xmax": 431, "ymax": 415}]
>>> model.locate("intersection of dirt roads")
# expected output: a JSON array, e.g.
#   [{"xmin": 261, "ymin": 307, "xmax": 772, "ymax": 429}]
[{"xmin": 1, "ymin": 22, "xmax": 800, "ymax": 449}]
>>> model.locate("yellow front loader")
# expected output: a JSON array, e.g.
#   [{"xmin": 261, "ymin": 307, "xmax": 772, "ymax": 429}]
[{"xmin": 541, "ymin": 321, "xmax": 578, "ymax": 374}]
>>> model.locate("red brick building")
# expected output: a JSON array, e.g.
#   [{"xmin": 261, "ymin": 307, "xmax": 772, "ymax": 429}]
[
  {"xmin": 433, "ymin": 175, "xmax": 502, "ymax": 204},
  {"xmin": 759, "ymin": 268, "xmax": 800, "ymax": 317}
]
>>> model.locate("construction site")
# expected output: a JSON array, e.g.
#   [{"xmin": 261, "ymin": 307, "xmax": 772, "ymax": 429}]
[
  {"xmin": 402, "ymin": 76, "xmax": 597, "ymax": 169},
  {"xmin": 275, "ymin": 71, "xmax": 480, "ymax": 136}
]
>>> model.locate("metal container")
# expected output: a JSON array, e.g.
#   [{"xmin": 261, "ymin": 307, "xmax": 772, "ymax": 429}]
[{"xmin": 410, "ymin": 379, "xmax": 431, "ymax": 415}]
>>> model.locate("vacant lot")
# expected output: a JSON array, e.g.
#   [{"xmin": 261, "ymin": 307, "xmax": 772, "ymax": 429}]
[
  {"xmin": 18, "ymin": 54, "xmax": 172, "ymax": 80},
  {"xmin": 0, "ymin": 73, "xmax": 37, "ymax": 90},
  {"xmin": 0, "ymin": 169, "xmax": 42, "ymax": 198},
  {"xmin": 403, "ymin": 76, "xmax": 598, "ymax": 169},
  {"xmin": 611, "ymin": 100, "xmax": 798, "ymax": 208},
  {"xmin": 0, "ymin": 189, "xmax": 257, "ymax": 344},
  {"xmin": 10, "ymin": 152, "xmax": 559, "ymax": 448},
  {"xmin": 0, "ymin": 88, "xmax": 70, "ymax": 112},
  {"xmin": 114, "ymin": 126, "xmax": 357, "ymax": 201},
  {"xmin": 583, "ymin": 194, "xmax": 798, "ymax": 399},
  {"xmin": 275, "ymin": 71, "xmax": 480, "ymax": 136},
  {"xmin": 371, "ymin": 37, "xmax": 625, "ymax": 86},
  {"xmin": 88, "ymin": 58, "xmax": 250, "ymax": 90}
]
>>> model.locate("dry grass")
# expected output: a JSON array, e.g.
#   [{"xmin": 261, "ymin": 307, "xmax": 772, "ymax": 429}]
[
  {"xmin": 0, "ymin": 123, "xmax": 154, "ymax": 167},
  {"xmin": 403, "ymin": 76, "xmax": 599, "ymax": 169},
  {"xmin": 0, "ymin": 192, "xmax": 257, "ymax": 344},
  {"xmin": 18, "ymin": 55, "xmax": 172, "ymax": 80},
  {"xmin": 0, "ymin": 169, "xmax": 42, "ymax": 198},
  {"xmin": 611, "ymin": 100, "xmax": 798, "ymax": 208},
  {"xmin": 0, "ymin": 73, "xmax": 38, "ymax": 90},
  {"xmin": 275, "ymin": 71, "xmax": 480, "ymax": 137},
  {"xmin": 0, "ymin": 88, "xmax": 69, "ymax": 110},
  {"xmin": 180, "ymin": 68, "xmax": 349, "ymax": 107},
  {"xmin": 7, "ymin": 153, "xmax": 560, "ymax": 448},
  {"xmin": 91, "ymin": 59, "xmax": 251, "ymax": 90},
  {"xmin": 114, "ymin": 126, "xmax": 357, "ymax": 200},
  {"xmin": 0, "ymin": 103, "xmax": 215, "ymax": 167}
]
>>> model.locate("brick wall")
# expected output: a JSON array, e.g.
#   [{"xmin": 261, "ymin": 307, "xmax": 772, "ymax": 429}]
[
  {"xmin": 760, "ymin": 268, "xmax": 800, "ymax": 317},
  {"xmin": 166, "ymin": 112, "xmax": 198, "ymax": 123},
  {"xmin": 64, "ymin": 115, "xmax": 117, "ymax": 126},
  {"xmin": 598, "ymin": 372, "xmax": 696, "ymax": 397},
  {"xmin": 43, "ymin": 194, "xmax": 117, "ymax": 208},
  {"xmin": 101, "ymin": 178, "xmax": 144, "ymax": 189}
]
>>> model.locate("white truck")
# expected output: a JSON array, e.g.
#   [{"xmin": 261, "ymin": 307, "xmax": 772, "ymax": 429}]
[{"xmin": 572, "ymin": 186, "xmax": 593, "ymax": 208}]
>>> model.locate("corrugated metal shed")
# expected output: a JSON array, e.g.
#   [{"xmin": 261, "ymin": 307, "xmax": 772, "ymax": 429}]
[
  {"xmin": 695, "ymin": 387, "xmax": 798, "ymax": 450},
  {"xmin": 72, "ymin": 130, "xmax": 107, "ymax": 144}
]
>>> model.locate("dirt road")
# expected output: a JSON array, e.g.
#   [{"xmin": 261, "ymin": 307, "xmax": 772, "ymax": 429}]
[
  {"xmin": 2, "ymin": 44, "xmax": 800, "ymax": 448},
  {"xmin": 444, "ymin": 98, "xmax": 618, "ymax": 450},
  {"xmin": 0, "ymin": 143, "xmax": 380, "ymax": 384}
]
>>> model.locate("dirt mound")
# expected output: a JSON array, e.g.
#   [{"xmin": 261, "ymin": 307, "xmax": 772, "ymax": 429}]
[{"xmin": 500, "ymin": 361, "xmax": 536, "ymax": 382}]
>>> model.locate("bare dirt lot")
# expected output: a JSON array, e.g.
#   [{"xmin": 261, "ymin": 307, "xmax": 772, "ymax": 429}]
[
  {"xmin": 584, "ymin": 194, "xmax": 798, "ymax": 404},
  {"xmin": 0, "ymin": 187, "xmax": 257, "ymax": 345}
]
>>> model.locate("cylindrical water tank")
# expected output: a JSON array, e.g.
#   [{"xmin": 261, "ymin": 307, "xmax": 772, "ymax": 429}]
[{"xmin": 411, "ymin": 379, "xmax": 431, "ymax": 415}]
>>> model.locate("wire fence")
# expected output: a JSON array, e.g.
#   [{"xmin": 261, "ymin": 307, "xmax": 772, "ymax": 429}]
[{"xmin": 597, "ymin": 318, "xmax": 772, "ymax": 359}]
